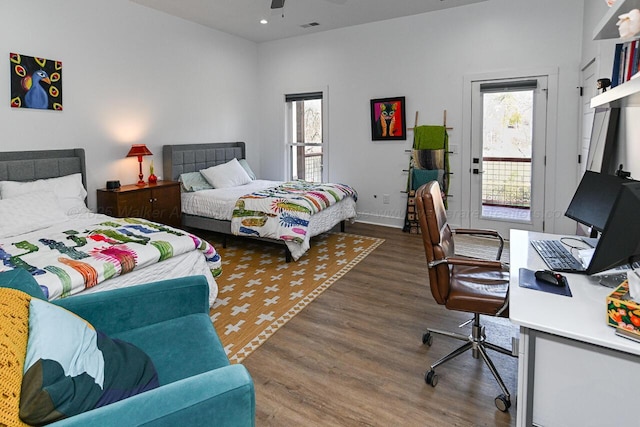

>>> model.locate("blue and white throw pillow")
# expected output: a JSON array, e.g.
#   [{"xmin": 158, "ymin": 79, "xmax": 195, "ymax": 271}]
[{"xmin": 20, "ymin": 298, "xmax": 159, "ymax": 424}]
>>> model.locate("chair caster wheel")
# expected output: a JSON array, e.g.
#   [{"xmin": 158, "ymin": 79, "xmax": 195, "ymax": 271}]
[
  {"xmin": 495, "ymin": 394, "xmax": 511, "ymax": 412},
  {"xmin": 422, "ymin": 332, "xmax": 433, "ymax": 346},
  {"xmin": 425, "ymin": 370, "xmax": 438, "ymax": 387}
]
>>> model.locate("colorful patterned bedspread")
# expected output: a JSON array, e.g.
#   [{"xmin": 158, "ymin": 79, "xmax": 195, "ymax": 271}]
[
  {"xmin": 231, "ymin": 181, "xmax": 357, "ymax": 243},
  {"xmin": 0, "ymin": 218, "xmax": 221, "ymax": 300}
]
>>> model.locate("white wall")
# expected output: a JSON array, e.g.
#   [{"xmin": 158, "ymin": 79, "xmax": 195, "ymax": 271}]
[
  {"xmin": 258, "ymin": 0, "xmax": 585, "ymax": 232},
  {"xmin": 0, "ymin": 0, "xmax": 592, "ymax": 232},
  {"xmin": 582, "ymin": 0, "xmax": 617, "ymax": 77},
  {"xmin": 0, "ymin": 0, "xmax": 259, "ymax": 209}
]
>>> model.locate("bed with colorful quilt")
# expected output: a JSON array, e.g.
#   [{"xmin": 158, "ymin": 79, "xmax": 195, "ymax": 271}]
[
  {"xmin": 0, "ymin": 149, "xmax": 221, "ymax": 305},
  {"xmin": 163, "ymin": 142, "xmax": 358, "ymax": 261}
]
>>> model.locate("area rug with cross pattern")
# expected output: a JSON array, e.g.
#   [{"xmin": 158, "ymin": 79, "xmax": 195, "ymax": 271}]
[{"xmin": 206, "ymin": 232, "xmax": 384, "ymax": 363}]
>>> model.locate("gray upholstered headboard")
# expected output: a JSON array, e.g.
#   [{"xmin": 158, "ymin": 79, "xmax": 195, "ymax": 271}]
[
  {"xmin": 0, "ymin": 148, "xmax": 87, "ymax": 189},
  {"xmin": 163, "ymin": 142, "xmax": 246, "ymax": 182}
]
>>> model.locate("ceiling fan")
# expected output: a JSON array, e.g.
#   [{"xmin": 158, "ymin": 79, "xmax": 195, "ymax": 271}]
[{"xmin": 270, "ymin": 0, "xmax": 347, "ymax": 9}]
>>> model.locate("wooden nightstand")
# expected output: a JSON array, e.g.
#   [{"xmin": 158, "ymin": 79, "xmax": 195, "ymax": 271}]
[{"xmin": 97, "ymin": 180, "xmax": 182, "ymax": 228}]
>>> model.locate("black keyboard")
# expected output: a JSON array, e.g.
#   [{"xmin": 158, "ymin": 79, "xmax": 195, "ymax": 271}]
[{"xmin": 530, "ymin": 239, "xmax": 586, "ymax": 273}]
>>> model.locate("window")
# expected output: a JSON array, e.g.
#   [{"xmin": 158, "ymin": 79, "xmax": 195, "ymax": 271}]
[{"xmin": 285, "ymin": 92, "xmax": 324, "ymax": 182}]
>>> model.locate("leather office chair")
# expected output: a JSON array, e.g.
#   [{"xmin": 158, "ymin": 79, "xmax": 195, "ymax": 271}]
[{"xmin": 415, "ymin": 181, "xmax": 515, "ymax": 412}]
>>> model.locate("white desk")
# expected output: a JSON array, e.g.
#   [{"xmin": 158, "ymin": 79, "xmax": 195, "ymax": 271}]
[{"xmin": 509, "ymin": 230, "xmax": 640, "ymax": 427}]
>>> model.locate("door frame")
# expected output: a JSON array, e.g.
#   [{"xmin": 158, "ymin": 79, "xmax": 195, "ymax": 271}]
[
  {"xmin": 576, "ymin": 59, "xmax": 598, "ymax": 236},
  {"xmin": 461, "ymin": 67, "xmax": 559, "ymax": 234}
]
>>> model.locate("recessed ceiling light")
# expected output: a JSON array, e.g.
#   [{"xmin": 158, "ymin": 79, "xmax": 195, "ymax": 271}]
[{"xmin": 260, "ymin": 19, "xmax": 268, "ymax": 24}]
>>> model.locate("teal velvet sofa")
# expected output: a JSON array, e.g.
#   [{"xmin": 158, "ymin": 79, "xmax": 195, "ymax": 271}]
[{"xmin": 0, "ymin": 269, "xmax": 255, "ymax": 426}]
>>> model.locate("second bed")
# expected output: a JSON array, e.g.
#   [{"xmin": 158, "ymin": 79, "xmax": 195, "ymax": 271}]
[{"xmin": 163, "ymin": 142, "xmax": 357, "ymax": 261}]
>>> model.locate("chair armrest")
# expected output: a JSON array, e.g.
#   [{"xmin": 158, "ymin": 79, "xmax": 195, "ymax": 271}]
[
  {"xmin": 54, "ymin": 275, "xmax": 210, "ymax": 336},
  {"xmin": 447, "ymin": 256, "xmax": 508, "ymax": 270},
  {"xmin": 453, "ymin": 228, "xmax": 505, "ymax": 260},
  {"xmin": 51, "ymin": 365, "xmax": 255, "ymax": 427}
]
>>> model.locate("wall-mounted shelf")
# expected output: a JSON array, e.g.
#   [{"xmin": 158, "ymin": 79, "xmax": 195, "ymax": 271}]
[
  {"xmin": 593, "ymin": 0, "xmax": 640, "ymax": 40},
  {"xmin": 591, "ymin": 0, "xmax": 640, "ymax": 107},
  {"xmin": 591, "ymin": 76, "xmax": 640, "ymax": 107}
]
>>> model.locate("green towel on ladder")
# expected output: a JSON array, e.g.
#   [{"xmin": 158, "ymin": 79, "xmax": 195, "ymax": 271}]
[{"xmin": 413, "ymin": 125, "xmax": 447, "ymax": 150}]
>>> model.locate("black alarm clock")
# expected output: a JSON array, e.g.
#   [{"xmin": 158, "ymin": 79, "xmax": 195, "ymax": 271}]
[{"xmin": 106, "ymin": 180, "xmax": 121, "ymax": 190}]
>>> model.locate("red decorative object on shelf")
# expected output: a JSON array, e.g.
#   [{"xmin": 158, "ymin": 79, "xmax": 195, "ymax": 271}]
[{"xmin": 148, "ymin": 160, "xmax": 158, "ymax": 184}]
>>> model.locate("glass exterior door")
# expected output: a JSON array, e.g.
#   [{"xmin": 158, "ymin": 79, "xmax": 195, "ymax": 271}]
[{"xmin": 470, "ymin": 77, "xmax": 548, "ymax": 235}]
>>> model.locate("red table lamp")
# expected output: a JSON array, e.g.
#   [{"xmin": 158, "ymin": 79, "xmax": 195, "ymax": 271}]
[{"xmin": 126, "ymin": 144, "xmax": 153, "ymax": 186}]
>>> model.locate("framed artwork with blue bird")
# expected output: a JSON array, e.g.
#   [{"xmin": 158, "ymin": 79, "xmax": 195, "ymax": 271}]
[{"xmin": 10, "ymin": 52, "xmax": 63, "ymax": 111}]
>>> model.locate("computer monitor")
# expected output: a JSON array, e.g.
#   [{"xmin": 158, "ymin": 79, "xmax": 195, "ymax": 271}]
[
  {"xmin": 586, "ymin": 181, "xmax": 640, "ymax": 275},
  {"xmin": 565, "ymin": 171, "xmax": 636, "ymax": 232}
]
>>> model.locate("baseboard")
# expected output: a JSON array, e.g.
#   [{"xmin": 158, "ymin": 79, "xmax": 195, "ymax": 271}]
[
  {"xmin": 353, "ymin": 212, "xmax": 404, "ymax": 228},
  {"xmin": 352, "ymin": 215, "xmax": 462, "ymax": 231},
  {"xmin": 353, "ymin": 219, "xmax": 403, "ymax": 229}
]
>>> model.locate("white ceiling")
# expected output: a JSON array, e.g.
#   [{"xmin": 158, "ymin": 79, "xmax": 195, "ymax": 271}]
[{"xmin": 130, "ymin": 0, "xmax": 487, "ymax": 43}]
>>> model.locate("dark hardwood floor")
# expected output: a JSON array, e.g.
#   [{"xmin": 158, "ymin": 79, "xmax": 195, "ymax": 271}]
[{"xmin": 241, "ymin": 222, "xmax": 518, "ymax": 427}]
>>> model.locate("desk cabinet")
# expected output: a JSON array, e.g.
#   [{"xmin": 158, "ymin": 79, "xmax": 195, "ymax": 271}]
[
  {"xmin": 510, "ymin": 230, "xmax": 640, "ymax": 426},
  {"xmin": 97, "ymin": 181, "xmax": 181, "ymax": 228}
]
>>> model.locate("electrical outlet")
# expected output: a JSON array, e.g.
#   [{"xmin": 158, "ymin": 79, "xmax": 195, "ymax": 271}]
[{"xmin": 382, "ymin": 194, "xmax": 390, "ymax": 204}]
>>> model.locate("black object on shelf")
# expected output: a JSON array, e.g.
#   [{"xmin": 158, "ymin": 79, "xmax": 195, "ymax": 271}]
[
  {"xmin": 616, "ymin": 164, "xmax": 631, "ymax": 179},
  {"xmin": 106, "ymin": 180, "xmax": 121, "ymax": 190},
  {"xmin": 597, "ymin": 77, "xmax": 611, "ymax": 92}
]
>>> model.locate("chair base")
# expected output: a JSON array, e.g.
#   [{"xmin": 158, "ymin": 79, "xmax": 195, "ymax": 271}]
[{"xmin": 422, "ymin": 313, "xmax": 516, "ymax": 412}]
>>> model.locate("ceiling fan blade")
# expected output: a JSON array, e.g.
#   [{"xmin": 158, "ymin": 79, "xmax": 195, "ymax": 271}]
[{"xmin": 271, "ymin": 0, "xmax": 285, "ymax": 9}]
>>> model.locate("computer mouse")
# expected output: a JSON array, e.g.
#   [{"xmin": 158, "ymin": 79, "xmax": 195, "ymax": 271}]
[{"xmin": 535, "ymin": 270, "xmax": 566, "ymax": 287}]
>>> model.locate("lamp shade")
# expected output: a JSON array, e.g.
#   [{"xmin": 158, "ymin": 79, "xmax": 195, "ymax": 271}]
[{"xmin": 126, "ymin": 144, "xmax": 153, "ymax": 157}]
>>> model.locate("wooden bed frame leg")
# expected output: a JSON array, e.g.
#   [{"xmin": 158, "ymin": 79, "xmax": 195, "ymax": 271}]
[
  {"xmin": 340, "ymin": 220, "xmax": 346, "ymax": 233},
  {"xmin": 285, "ymin": 247, "xmax": 292, "ymax": 263}
]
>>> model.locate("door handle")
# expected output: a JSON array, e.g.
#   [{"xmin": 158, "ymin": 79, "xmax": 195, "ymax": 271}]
[{"xmin": 472, "ymin": 169, "xmax": 485, "ymax": 174}]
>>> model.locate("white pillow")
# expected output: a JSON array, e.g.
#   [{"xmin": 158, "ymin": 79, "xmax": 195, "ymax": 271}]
[
  {"xmin": 0, "ymin": 173, "xmax": 89, "ymax": 215},
  {"xmin": 200, "ymin": 158, "xmax": 252, "ymax": 189},
  {"xmin": 0, "ymin": 191, "xmax": 69, "ymax": 238}
]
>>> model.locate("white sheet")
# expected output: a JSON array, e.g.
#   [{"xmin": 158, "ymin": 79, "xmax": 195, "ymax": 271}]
[
  {"xmin": 182, "ymin": 180, "xmax": 282, "ymax": 220},
  {"xmin": 2, "ymin": 212, "xmax": 218, "ymax": 306},
  {"xmin": 181, "ymin": 180, "xmax": 357, "ymax": 260},
  {"xmin": 79, "ymin": 249, "xmax": 218, "ymax": 307},
  {"xmin": 291, "ymin": 197, "xmax": 357, "ymax": 259}
]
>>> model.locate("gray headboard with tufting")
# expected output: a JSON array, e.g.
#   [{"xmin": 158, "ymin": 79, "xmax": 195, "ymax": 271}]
[
  {"xmin": 163, "ymin": 142, "xmax": 246, "ymax": 182},
  {"xmin": 0, "ymin": 148, "xmax": 87, "ymax": 189}
]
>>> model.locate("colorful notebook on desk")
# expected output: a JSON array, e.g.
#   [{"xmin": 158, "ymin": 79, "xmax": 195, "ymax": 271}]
[{"xmin": 519, "ymin": 268, "xmax": 573, "ymax": 297}]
